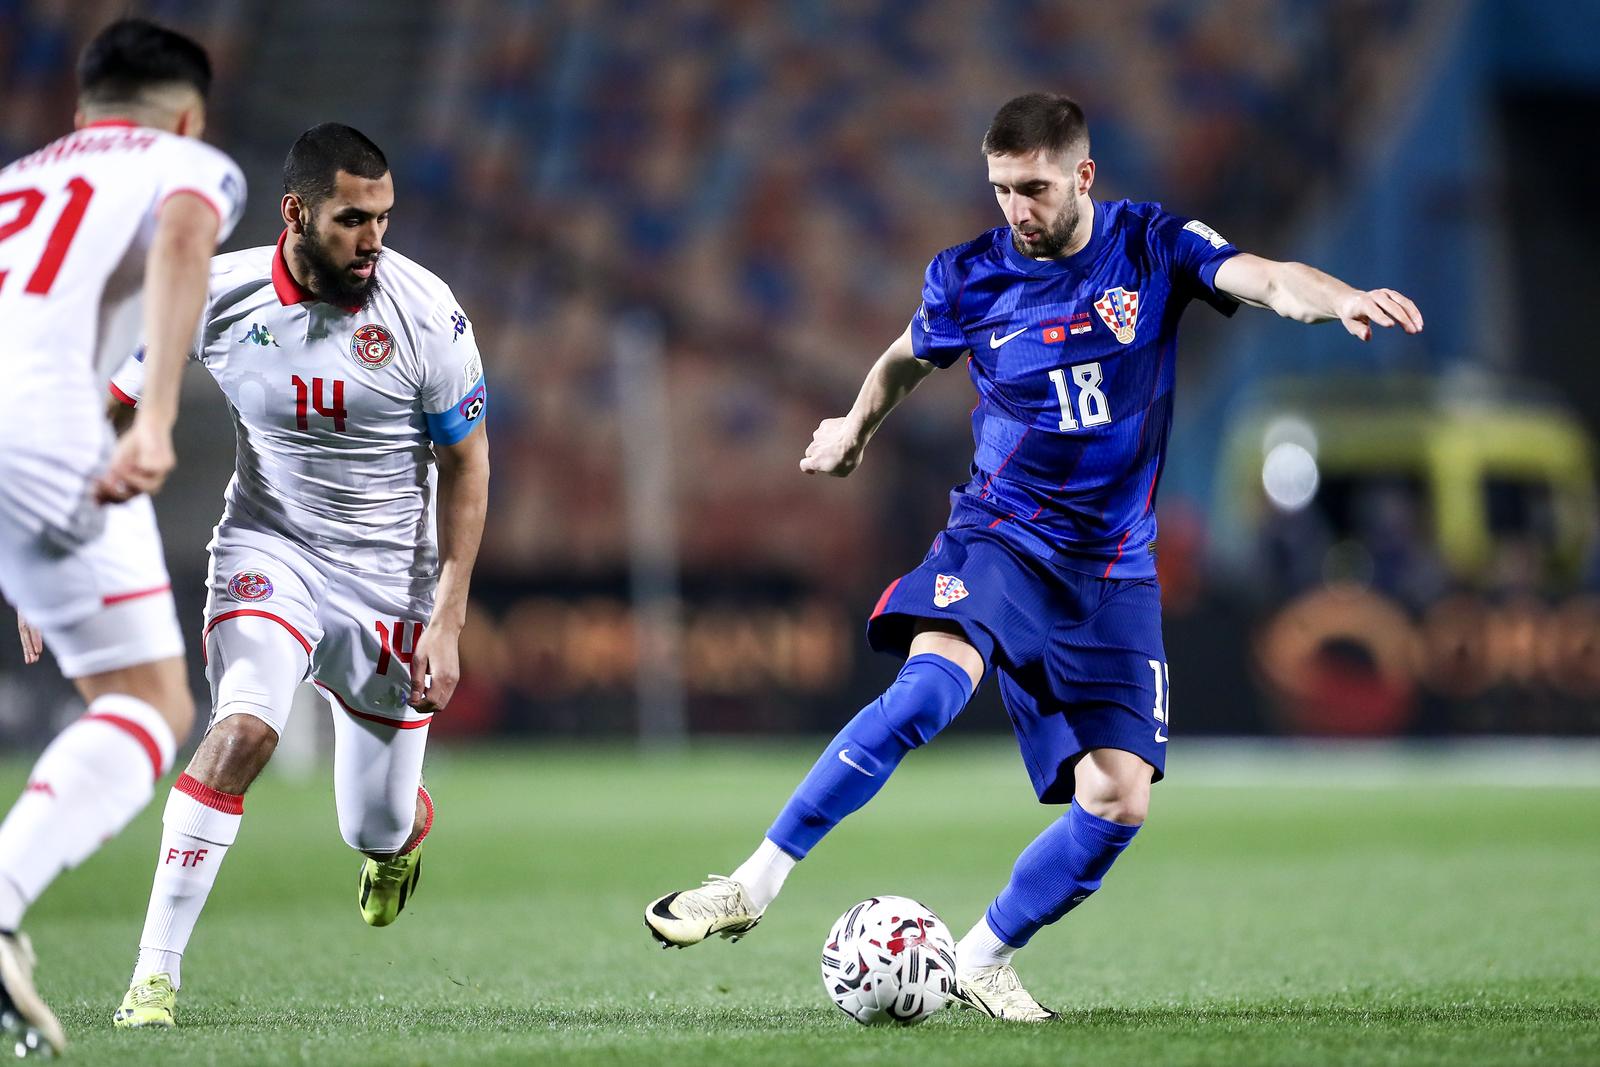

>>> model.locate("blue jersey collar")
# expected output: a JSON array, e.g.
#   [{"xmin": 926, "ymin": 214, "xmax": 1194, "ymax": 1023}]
[{"xmin": 1000, "ymin": 199, "xmax": 1105, "ymax": 276}]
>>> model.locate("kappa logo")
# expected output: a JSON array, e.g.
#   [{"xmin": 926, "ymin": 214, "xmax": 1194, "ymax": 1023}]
[
  {"xmin": 450, "ymin": 310, "xmax": 470, "ymax": 342},
  {"xmin": 933, "ymin": 573, "xmax": 969, "ymax": 608},
  {"xmin": 227, "ymin": 571, "xmax": 274, "ymax": 602},
  {"xmin": 241, "ymin": 323, "xmax": 279, "ymax": 347},
  {"xmin": 1094, "ymin": 287, "xmax": 1140, "ymax": 345},
  {"xmin": 350, "ymin": 323, "xmax": 395, "ymax": 369}
]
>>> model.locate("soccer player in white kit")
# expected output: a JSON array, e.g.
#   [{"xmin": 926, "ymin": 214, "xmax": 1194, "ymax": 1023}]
[
  {"xmin": 106, "ymin": 123, "xmax": 490, "ymax": 1030},
  {"xmin": 0, "ymin": 20, "xmax": 244, "ymax": 1055}
]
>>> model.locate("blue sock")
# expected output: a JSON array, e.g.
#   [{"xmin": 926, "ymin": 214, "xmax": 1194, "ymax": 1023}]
[
  {"xmin": 766, "ymin": 654, "xmax": 973, "ymax": 859},
  {"xmin": 984, "ymin": 799, "xmax": 1141, "ymax": 948}
]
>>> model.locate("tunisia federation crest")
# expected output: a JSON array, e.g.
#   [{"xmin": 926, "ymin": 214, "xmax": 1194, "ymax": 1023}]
[
  {"xmin": 227, "ymin": 571, "xmax": 274, "ymax": 602},
  {"xmin": 1094, "ymin": 287, "xmax": 1140, "ymax": 345},
  {"xmin": 350, "ymin": 323, "xmax": 395, "ymax": 369},
  {"xmin": 933, "ymin": 573, "xmax": 969, "ymax": 609}
]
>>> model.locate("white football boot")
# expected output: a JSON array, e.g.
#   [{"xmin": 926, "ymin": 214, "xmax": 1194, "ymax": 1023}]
[
  {"xmin": 644, "ymin": 877, "xmax": 763, "ymax": 948},
  {"xmin": 953, "ymin": 963, "xmax": 1059, "ymax": 1022},
  {"xmin": 0, "ymin": 930, "xmax": 65, "ymax": 1055}
]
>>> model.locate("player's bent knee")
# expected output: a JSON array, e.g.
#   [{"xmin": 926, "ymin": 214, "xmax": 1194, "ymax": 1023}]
[
  {"xmin": 183, "ymin": 707, "xmax": 280, "ymax": 794},
  {"xmin": 908, "ymin": 623, "xmax": 985, "ymax": 690},
  {"xmin": 1075, "ymin": 778, "xmax": 1150, "ymax": 826},
  {"xmin": 76, "ymin": 655, "xmax": 195, "ymax": 737},
  {"xmin": 865, "ymin": 653, "xmax": 975, "ymax": 751},
  {"xmin": 340, "ymin": 811, "xmax": 411, "ymax": 856},
  {"xmin": 1099, "ymin": 791, "xmax": 1149, "ymax": 826},
  {"xmin": 203, "ymin": 707, "xmax": 281, "ymax": 765}
]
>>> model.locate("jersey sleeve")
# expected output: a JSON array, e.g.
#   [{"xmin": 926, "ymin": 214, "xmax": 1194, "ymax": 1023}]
[
  {"xmin": 155, "ymin": 141, "xmax": 247, "ymax": 244},
  {"xmin": 908, "ymin": 254, "xmax": 970, "ymax": 368},
  {"xmin": 108, "ymin": 346, "xmax": 146, "ymax": 407},
  {"xmin": 107, "ymin": 290, "xmax": 212, "ymax": 407},
  {"xmin": 418, "ymin": 297, "xmax": 488, "ymax": 446},
  {"xmin": 1146, "ymin": 209, "xmax": 1240, "ymax": 316}
]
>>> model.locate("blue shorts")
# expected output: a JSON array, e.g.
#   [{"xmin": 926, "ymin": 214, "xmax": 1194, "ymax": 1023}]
[{"xmin": 866, "ymin": 524, "xmax": 1169, "ymax": 803}]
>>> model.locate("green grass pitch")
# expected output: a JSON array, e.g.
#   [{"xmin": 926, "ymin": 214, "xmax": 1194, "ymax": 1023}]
[{"xmin": 6, "ymin": 741, "xmax": 1598, "ymax": 1065}]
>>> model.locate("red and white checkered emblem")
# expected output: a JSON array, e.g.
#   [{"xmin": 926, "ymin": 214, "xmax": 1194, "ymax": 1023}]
[
  {"xmin": 933, "ymin": 573, "xmax": 969, "ymax": 608},
  {"xmin": 1093, "ymin": 287, "xmax": 1140, "ymax": 345}
]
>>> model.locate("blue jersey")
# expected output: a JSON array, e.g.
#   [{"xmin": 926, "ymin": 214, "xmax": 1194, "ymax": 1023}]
[{"xmin": 909, "ymin": 198, "xmax": 1239, "ymax": 579}]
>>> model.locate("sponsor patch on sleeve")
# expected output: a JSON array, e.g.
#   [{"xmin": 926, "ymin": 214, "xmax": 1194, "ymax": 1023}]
[{"xmin": 1183, "ymin": 219, "xmax": 1229, "ymax": 249}]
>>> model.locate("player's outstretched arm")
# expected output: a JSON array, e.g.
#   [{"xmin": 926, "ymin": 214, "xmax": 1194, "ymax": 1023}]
[
  {"xmin": 1212, "ymin": 253, "xmax": 1423, "ymax": 342},
  {"xmin": 800, "ymin": 325, "xmax": 935, "ymax": 477},
  {"xmin": 410, "ymin": 421, "xmax": 490, "ymax": 712},
  {"xmin": 96, "ymin": 193, "xmax": 219, "ymax": 502}
]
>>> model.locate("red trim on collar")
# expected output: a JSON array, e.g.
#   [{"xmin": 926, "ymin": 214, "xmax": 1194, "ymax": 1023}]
[
  {"xmin": 271, "ymin": 231, "xmax": 364, "ymax": 314},
  {"xmin": 272, "ymin": 231, "xmax": 316, "ymax": 306},
  {"xmin": 80, "ymin": 119, "xmax": 140, "ymax": 129}
]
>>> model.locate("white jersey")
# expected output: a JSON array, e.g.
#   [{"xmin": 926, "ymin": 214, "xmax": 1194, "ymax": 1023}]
[
  {"xmin": 112, "ymin": 236, "xmax": 488, "ymax": 579},
  {"xmin": 0, "ymin": 121, "xmax": 244, "ymax": 432}
]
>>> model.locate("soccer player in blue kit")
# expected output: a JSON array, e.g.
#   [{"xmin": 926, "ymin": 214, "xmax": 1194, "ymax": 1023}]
[{"xmin": 645, "ymin": 93, "xmax": 1423, "ymax": 1020}]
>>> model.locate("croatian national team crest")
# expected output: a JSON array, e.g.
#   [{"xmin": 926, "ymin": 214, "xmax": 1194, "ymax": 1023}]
[
  {"xmin": 1094, "ymin": 287, "xmax": 1140, "ymax": 345},
  {"xmin": 227, "ymin": 571, "xmax": 274, "ymax": 602},
  {"xmin": 350, "ymin": 323, "xmax": 395, "ymax": 369},
  {"xmin": 933, "ymin": 574, "xmax": 969, "ymax": 609}
]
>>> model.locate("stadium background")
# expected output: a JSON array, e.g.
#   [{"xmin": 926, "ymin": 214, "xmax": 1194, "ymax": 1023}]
[
  {"xmin": 2, "ymin": 4, "xmax": 1599, "ymax": 1065},
  {"xmin": 6, "ymin": 0, "xmax": 1600, "ymax": 748}
]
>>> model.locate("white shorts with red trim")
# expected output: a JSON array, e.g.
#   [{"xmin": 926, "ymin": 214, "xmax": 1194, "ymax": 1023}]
[
  {"xmin": 0, "ymin": 471, "xmax": 182, "ymax": 677},
  {"xmin": 202, "ymin": 524, "xmax": 435, "ymax": 732}
]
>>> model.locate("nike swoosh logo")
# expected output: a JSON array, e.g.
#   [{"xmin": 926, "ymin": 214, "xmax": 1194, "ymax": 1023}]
[
  {"xmin": 989, "ymin": 327, "xmax": 1028, "ymax": 349},
  {"xmin": 1154, "ymin": 730, "xmax": 1167, "ymax": 743},
  {"xmin": 838, "ymin": 749, "xmax": 874, "ymax": 777}
]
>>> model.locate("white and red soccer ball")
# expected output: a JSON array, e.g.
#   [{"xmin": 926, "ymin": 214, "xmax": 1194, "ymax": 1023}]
[{"xmin": 820, "ymin": 895, "xmax": 957, "ymax": 1026}]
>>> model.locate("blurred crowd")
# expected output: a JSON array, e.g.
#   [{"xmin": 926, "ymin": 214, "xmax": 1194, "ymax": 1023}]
[{"xmin": 2, "ymin": 0, "xmax": 1423, "ymax": 595}]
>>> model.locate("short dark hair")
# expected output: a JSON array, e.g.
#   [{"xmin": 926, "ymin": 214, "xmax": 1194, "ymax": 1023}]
[
  {"xmin": 981, "ymin": 93, "xmax": 1090, "ymax": 162},
  {"xmin": 283, "ymin": 123, "xmax": 389, "ymax": 208},
  {"xmin": 78, "ymin": 18, "xmax": 213, "ymax": 105}
]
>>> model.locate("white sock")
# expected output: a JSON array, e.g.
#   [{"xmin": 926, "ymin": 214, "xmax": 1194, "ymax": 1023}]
[
  {"xmin": 0, "ymin": 876, "xmax": 26, "ymax": 932},
  {"xmin": 131, "ymin": 774, "xmax": 243, "ymax": 989},
  {"xmin": 0, "ymin": 694, "xmax": 175, "ymax": 929},
  {"xmin": 133, "ymin": 948, "xmax": 183, "ymax": 985},
  {"xmin": 957, "ymin": 915, "xmax": 1018, "ymax": 972},
  {"xmin": 729, "ymin": 837, "xmax": 797, "ymax": 911}
]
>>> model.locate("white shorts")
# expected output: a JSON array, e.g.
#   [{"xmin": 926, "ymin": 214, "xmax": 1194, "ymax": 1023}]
[
  {"xmin": 0, "ymin": 451, "xmax": 184, "ymax": 678},
  {"xmin": 202, "ymin": 524, "xmax": 435, "ymax": 732}
]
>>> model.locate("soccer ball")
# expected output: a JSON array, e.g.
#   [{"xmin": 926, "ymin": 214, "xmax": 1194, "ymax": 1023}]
[{"xmin": 820, "ymin": 895, "xmax": 958, "ymax": 1026}]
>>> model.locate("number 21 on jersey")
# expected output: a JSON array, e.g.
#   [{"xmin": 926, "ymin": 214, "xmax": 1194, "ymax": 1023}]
[
  {"xmin": 1049, "ymin": 361, "xmax": 1110, "ymax": 431},
  {"xmin": 0, "ymin": 177, "xmax": 94, "ymax": 296}
]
